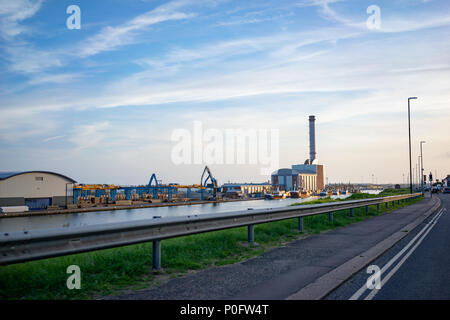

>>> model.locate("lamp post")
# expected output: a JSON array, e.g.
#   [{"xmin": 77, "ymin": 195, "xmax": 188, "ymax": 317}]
[
  {"xmin": 418, "ymin": 156, "xmax": 421, "ymax": 191},
  {"xmin": 420, "ymin": 141, "xmax": 425, "ymax": 194},
  {"xmin": 408, "ymin": 97, "xmax": 418, "ymax": 194}
]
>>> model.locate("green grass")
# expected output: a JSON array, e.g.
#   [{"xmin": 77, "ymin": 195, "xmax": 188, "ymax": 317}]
[{"xmin": 0, "ymin": 189, "xmax": 421, "ymax": 300}]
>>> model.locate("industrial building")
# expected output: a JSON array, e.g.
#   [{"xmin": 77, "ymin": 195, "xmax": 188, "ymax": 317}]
[
  {"xmin": 221, "ymin": 183, "xmax": 271, "ymax": 197},
  {"xmin": 271, "ymin": 115, "xmax": 326, "ymax": 192},
  {"xmin": 0, "ymin": 171, "xmax": 76, "ymax": 209},
  {"xmin": 271, "ymin": 168, "xmax": 318, "ymax": 192}
]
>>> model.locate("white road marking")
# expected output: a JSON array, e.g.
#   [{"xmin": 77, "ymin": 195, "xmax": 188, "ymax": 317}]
[
  {"xmin": 349, "ymin": 208, "xmax": 444, "ymax": 300},
  {"xmin": 364, "ymin": 209, "xmax": 444, "ymax": 300}
]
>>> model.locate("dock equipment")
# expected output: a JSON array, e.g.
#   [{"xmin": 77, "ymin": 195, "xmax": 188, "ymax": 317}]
[
  {"xmin": 200, "ymin": 166, "xmax": 218, "ymax": 200},
  {"xmin": 72, "ymin": 174, "xmax": 177, "ymax": 204},
  {"xmin": 73, "ymin": 184, "xmax": 120, "ymax": 204}
]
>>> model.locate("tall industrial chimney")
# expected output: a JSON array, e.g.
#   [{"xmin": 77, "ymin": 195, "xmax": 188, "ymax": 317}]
[{"xmin": 309, "ymin": 115, "xmax": 316, "ymax": 163}]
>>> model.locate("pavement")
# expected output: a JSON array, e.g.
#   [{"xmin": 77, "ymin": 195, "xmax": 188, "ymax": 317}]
[{"xmin": 105, "ymin": 194, "xmax": 441, "ymax": 300}]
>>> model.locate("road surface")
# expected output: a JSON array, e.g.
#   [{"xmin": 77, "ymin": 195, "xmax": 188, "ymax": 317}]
[{"xmin": 326, "ymin": 193, "xmax": 449, "ymax": 300}]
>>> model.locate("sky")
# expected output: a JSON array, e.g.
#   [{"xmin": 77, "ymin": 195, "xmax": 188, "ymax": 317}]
[{"xmin": 0, "ymin": 0, "xmax": 449, "ymax": 186}]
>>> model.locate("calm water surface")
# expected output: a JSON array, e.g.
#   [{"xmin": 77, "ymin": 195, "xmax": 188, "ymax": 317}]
[{"xmin": 0, "ymin": 194, "xmax": 351, "ymax": 233}]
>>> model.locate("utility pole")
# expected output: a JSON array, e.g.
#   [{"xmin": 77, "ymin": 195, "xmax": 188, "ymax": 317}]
[
  {"xmin": 418, "ymin": 156, "xmax": 421, "ymax": 191},
  {"xmin": 420, "ymin": 141, "xmax": 425, "ymax": 195},
  {"xmin": 408, "ymin": 97, "xmax": 417, "ymax": 193}
]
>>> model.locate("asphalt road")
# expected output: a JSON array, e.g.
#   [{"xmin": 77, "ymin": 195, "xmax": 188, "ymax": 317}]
[{"xmin": 326, "ymin": 193, "xmax": 450, "ymax": 300}]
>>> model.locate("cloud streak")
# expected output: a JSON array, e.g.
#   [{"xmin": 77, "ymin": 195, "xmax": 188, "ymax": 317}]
[
  {"xmin": 77, "ymin": 0, "xmax": 197, "ymax": 57},
  {"xmin": 0, "ymin": 0, "xmax": 43, "ymax": 39}
]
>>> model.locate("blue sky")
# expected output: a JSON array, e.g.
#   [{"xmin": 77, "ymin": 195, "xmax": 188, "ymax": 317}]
[{"xmin": 1, "ymin": 0, "xmax": 449, "ymax": 185}]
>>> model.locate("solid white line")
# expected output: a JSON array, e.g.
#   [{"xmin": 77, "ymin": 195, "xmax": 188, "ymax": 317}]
[
  {"xmin": 349, "ymin": 208, "xmax": 444, "ymax": 300},
  {"xmin": 365, "ymin": 209, "xmax": 444, "ymax": 300}
]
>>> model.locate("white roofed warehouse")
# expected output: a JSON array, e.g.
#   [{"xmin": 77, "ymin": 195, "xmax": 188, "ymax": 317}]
[{"xmin": 0, "ymin": 171, "xmax": 76, "ymax": 210}]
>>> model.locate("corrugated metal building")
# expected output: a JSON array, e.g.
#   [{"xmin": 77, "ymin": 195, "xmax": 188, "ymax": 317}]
[
  {"xmin": 0, "ymin": 171, "xmax": 76, "ymax": 209},
  {"xmin": 271, "ymin": 164, "xmax": 325, "ymax": 192},
  {"xmin": 221, "ymin": 183, "xmax": 271, "ymax": 196},
  {"xmin": 292, "ymin": 164, "xmax": 325, "ymax": 190},
  {"xmin": 271, "ymin": 168, "xmax": 317, "ymax": 192}
]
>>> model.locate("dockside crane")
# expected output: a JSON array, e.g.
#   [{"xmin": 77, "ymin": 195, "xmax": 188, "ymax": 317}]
[
  {"xmin": 201, "ymin": 165, "xmax": 218, "ymax": 199},
  {"xmin": 147, "ymin": 173, "xmax": 159, "ymax": 187}
]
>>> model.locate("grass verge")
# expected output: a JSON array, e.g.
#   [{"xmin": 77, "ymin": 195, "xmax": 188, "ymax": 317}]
[{"xmin": 0, "ymin": 189, "xmax": 421, "ymax": 300}]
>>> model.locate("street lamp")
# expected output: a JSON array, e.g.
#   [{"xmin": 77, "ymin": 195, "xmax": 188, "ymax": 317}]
[
  {"xmin": 418, "ymin": 156, "xmax": 421, "ymax": 191},
  {"xmin": 420, "ymin": 141, "xmax": 426, "ymax": 194},
  {"xmin": 408, "ymin": 97, "xmax": 418, "ymax": 194}
]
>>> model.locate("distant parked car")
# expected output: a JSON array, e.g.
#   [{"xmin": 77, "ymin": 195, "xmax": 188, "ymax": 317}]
[
  {"xmin": 443, "ymin": 187, "xmax": 450, "ymax": 194},
  {"xmin": 431, "ymin": 187, "xmax": 440, "ymax": 193}
]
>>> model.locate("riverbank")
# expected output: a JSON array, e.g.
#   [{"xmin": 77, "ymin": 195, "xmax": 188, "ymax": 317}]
[
  {"xmin": 0, "ymin": 189, "xmax": 421, "ymax": 300},
  {"xmin": 0, "ymin": 197, "xmax": 264, "ymax": 219}
]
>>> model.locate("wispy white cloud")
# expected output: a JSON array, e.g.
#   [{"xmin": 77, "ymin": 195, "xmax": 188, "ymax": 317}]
[
  {"xmin": 138, "ymin": 26, "xmax": 359, "ymax": 71},
  {"xmin": 27, "ymin": 73, "xmax": 83, "ymax": 85},
  {"xmin": 297, "ymin": 0, "xmax": 450, "ymax": 33},
  {"xmin": 77, "ymin": 0, "xmax": 197, "ymax": 57},
  {"xmin": 0, "ymin": 0, "xmax": 43, "ymax": 39},
  {"xmin": 43, "ymin": 135, "xmax": 65, "ymax": 142},
  {"xmin": 379, "ymin": 14, "xmax": 450, "ymax": 33},
  {"xmin": 4, "ymin": 44, "xmax": 63, "ymax": 74},
  {"xmin": 68, "ymin": 121, "xmax": 111, "ymax": 150},
  {"xmin": 1, "ymin": 0, "xmax": 199, "ymax": 75}
]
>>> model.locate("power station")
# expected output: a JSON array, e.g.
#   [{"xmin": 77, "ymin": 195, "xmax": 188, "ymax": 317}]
[{"xmin": 271, "ymin": 115, "xmax": 325, "ymax": 193}]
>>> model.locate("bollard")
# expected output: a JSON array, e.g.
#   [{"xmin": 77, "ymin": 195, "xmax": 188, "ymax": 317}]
[
  {"xmin": 329, "ymin": 212, "xmax": 333, "ymax": 223},
  {"xmin": 298, "ymin": 217, "xmax": 304, "ymax": 232},
  {"xmin": 152, "ymin": 240, "xmax": 161, "ymax": 270},
  {"xmin": 350, "ymin": 208, "xmax": 354, "ymax": 217},
  {"xmin": 248, "ymin": 225, "xmax": 254, "ymax": 243},
  {"xmin": 377, "ymin": 203, "xmax": 380, "ymax": 212},
  {"xmin": 365, "ymin": 205, "xmax": 369, "ymax": 215}
]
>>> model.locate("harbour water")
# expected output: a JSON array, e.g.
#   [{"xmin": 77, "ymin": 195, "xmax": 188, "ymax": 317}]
[{"xmin": 0, "ymin": 195, "xmax": 351, "ymax": 233}]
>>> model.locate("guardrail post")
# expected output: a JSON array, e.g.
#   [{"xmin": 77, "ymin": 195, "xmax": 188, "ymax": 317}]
[
  {"xmin": 377, "ymin": 203, "xmax": 380, "ymax": 212},
  {"xmin": 350, "ymin": 208, "xmax": 354, "ymax": 217},
  {"xmin": 397, "ymin": 200, "xmax": 400, "ymax": 205},
  {"xmin": 298, "ymin": 217, "xmax": 303, "ymax": 232},
  {"xmin": 392, "ymin": 201, "xmax": 395, "ymax": 207},
  {"xmin": 365, "ymin": 205, "xmax": 369, "ymax": 215},
  {"xmin": 329, "ymin": 212, "xmax": 333, "ymax": 223},
  {"xmin": 248, "ymin": 225, "xmax": 254, "ymax": 243},
  {"xmin": 152, "ymin": 240, "xmax": 161, "ymax": 270},
  {"xmin": 385, "ymin": 202, "xmax": 389, "ymax": 209}
]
